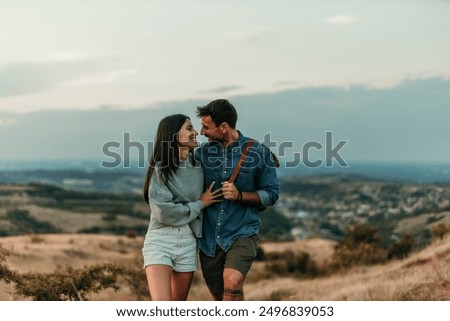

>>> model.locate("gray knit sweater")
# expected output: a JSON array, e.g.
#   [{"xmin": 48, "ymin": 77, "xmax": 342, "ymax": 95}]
[{"xmin": 146, "ymin": 159, "xmax": 204, "ymax": 238}]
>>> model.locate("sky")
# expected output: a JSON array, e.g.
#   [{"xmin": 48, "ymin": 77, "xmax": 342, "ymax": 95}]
[
  {"xmin": 1, "ymin": 0, "xmax": 449, "ymax": 113},
  {"xmin": 1, "ymin": 0, "xmax": 450, "ymax": 164}
]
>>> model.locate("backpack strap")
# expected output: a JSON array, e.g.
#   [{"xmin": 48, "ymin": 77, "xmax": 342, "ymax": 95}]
[{"xmin": 228, "ymin": 139, "xmax": 254, "ymax": 184}]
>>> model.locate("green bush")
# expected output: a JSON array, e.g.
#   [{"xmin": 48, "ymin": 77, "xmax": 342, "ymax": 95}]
[
  {"xmin": 259, "ymin": 208, "xmax": 294, "ymax": 242},
  {"xmin": 6, "ymin": 209, "xmax": 60, "ymax": 234}
]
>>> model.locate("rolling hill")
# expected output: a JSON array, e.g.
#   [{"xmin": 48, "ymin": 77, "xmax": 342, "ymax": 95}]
[{"xmin": 0, "ymin": 233, "xmax": 449, "ymax": 300}]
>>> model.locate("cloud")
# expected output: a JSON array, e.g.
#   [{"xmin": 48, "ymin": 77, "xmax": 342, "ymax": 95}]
[
  {"xmin": 0, "ymin": 117, "xmax": 16, "ymax": 126},
  {"xmin": 63, "ymin": 69, "xmax": 138, "ymax": 87},
  {"xmin": 198, "ymin": 85, "xmax": 243, "ymax": 94},
  {"xmin": 47, "ymin": 52, "xmax": 86, "ymax": 62},
  {"xmin": 1, "ymin": 76, "xmax": 450, "ymax": 162},
  {"xmin": 0, "ymin": 62, "xmax": 52, "ymax": 97},
  {"xmin": 225, "ymin": 27, "xmax": 277, "ymax": 46},
  {"xmin": 0, "ymin": 56, "xmax": 129, "ymax": 97},
  {"xmin": 274, "ymin": 80, "xmax": 299, "ymax": 87},
  {"xmin": 327, "ymin": 15, "xmax": 361, "ymax": 26}
]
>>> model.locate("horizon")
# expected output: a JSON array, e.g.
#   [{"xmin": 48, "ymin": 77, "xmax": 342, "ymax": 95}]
[
  {"xmin": 1, "ymin": 159, "xmax": 450, "ymax": 186},
  {"xmin": 2, "ymin": 79, "xmax": 450, "ymax": 164}
]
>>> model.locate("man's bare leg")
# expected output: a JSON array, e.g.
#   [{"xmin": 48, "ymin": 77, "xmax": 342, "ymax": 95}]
[{"xmin": 222, "ymin": 268, "xmax": 245, "ymax": 301}]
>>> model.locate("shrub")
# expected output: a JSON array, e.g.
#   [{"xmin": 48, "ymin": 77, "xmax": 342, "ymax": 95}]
[
  {"xmin": 1, "ymin": 246, "xmax": 147, "ymax": 301},
  {"xmin": 331, "ymin": 223, "xmax": 387, "ymax": 269},
  {"xmin": 259, "ymin": 208, "xmax": 294, "ymax": 242},
  {"xmin": 388, "ymin": 233, "xmax": 415, "ymax": 260},
  {"xmin": 13, "ymin": 263, "xmax": 126, "ymax": 300},
  {"xmin": 112, "ymin": 265, "xmax": 149, "ymax": 301},
  {"xmin": 0, "ymin": 246, "xmax": 18, "ymax": 283},
  {"xmin": 6, "ymin": 209, "xmax": 60, "ymax": 234},
  {"xmin": 332, "ymin": 243, "xmax": 387, "ymax": 269},
  {"xmin": 266, "ymin": 250, "xmax": 319, "ymax": 277},
  {"xmin": 79, "ymin": 225, "xmax": 147, "ymax": 236},
  {"xmin": 29, "ymin": 234, "xmax": 45, "ymax": 244},
  {"xmin": 264, "ymin": 289, "xmax": 296, "ymax": 301},
  {"xmin": 338, "ymin": 223, "xmax": 381, "ymax": 248},
  {"xmin": 431, "ymin": 222, "xmax": 450, "ymax": 241},
  {"xmin": 102, "ymin": 213, "xmax": 117, "ymax": 222},
  {"xmin": 125, "ymin": 230, "xmax": 138, "ymax": 239}
]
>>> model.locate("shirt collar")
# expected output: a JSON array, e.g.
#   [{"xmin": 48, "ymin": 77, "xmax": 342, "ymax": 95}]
[{"xmin": 203, "ymin": 130, "xmax": 245, "ymax": 150}]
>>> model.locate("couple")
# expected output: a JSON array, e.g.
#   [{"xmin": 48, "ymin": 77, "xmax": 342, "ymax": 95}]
[{"xmin": 142, "ymin": 99, "xmax": 280, "ymax": 301}]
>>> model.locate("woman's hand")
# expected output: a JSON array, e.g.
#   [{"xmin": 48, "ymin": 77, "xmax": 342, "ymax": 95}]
[{"xmin": 200, "ymin": 181, "xmax": 223, "ymax": 207}]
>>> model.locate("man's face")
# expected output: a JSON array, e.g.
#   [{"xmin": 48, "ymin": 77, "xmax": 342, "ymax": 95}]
[{"xmin": 200, "ymin": 115, "xmax": 225, "ymax": 143}]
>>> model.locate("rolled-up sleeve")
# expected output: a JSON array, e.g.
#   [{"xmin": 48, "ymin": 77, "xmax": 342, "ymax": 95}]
[
  {"xmin": 256, "ymin": 146, "xmax": 280, "ymax": 208},
  {"xmin": 149, "ymin": 173, "xmax": 204, "ymax": 226}
]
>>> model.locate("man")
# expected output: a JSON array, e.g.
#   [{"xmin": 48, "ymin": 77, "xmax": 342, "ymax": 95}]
[{"xmin": 195, "ymin": 99, "xmax": 279, "ymax": 301}]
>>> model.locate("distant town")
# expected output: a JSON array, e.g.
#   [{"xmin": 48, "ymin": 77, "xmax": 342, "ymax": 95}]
[
  {"xmin": 277, "ymin": 175, "xmax": 450, "ymax": 244},
  {"xmin": 1, "ymin": 165, "xmax": 450, "ymax": 247}
]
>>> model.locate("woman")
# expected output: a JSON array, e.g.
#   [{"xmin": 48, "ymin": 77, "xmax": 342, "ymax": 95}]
[{"xmin": 142, "ymin": 114, "xmax": 222, "ymax": 301}]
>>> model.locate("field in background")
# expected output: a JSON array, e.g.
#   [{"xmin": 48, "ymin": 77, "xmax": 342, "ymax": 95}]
[{"xmin": 1, "ymin": 172, "xmax": 450, "ymax": 301}]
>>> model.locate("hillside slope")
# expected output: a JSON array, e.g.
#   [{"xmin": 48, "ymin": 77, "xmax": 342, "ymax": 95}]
[
  {"xmin": 0, "ymin": 183, "xmax": 149, "ymax": 237},
  {"xmin": 248, "ymin": 237, "xmax": 450, "ymax": 300},
  {"xmin": 1, "ymin": 234, "xmax": 449, "ymax": 300}
]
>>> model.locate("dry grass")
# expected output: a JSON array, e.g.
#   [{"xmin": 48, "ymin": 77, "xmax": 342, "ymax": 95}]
[
  {"xmin": 261, "ymin": 238, "xmax": 335, "ymax": 264},
  {"xmin": 276, "ymin": 238, "xmax": 450, "ymax": 301},
  {"xmin": 0, "ymin": 234, "xmax": 144, "ymax": 301},
  {"xmin": 1, "ymin": 234, "xmax": 449, "ymax": 301}
]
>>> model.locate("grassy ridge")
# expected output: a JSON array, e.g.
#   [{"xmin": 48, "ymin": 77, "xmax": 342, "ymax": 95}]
[
  {"xmin": 1, "ymin": 233, "xmax": 449, "ymax": 300},
  {"xmin": 0, "ymin": 183, "xmax": 294, "ymax": 240}
]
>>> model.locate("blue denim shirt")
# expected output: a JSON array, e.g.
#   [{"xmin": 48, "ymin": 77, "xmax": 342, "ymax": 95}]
[{"xmin": 195, "ymin": 131, "xmax": 280, "ymax": 257}]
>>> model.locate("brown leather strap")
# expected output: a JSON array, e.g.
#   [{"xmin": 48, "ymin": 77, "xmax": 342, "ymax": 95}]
[{"xmin": 228, "ymin": 139, "xmax": 254, "ymax": 184}]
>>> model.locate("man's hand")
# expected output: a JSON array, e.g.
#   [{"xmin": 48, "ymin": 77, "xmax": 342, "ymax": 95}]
[
  {"xmin": 221, "ymin": 181, "xmax": 239, "ymax": 201},
  {"xmin": 222, "ymin": 181, "xmax": 264, "ymax": 207}
]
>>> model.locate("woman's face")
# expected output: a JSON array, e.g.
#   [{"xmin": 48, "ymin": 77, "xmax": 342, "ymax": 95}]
[{"xmin": 178, "ymin": 119, "xmax": 198, "ymax": 150}]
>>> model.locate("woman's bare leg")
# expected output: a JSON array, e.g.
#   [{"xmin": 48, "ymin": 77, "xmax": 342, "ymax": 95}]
[
  {"xmin": 171, "ymin": 271, "xmax": 194, "ymax": 300},
  {"xmin": 145, "ymin": 265, "xmax": 172, "ymax": 300}
]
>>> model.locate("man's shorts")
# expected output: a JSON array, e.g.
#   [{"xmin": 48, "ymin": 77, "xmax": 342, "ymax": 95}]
[
  {"xmin": 199, "ymin": 235, "xmax": 259, "ymax": 295},
  {"xmin": 142, "ymin": 224, "xmax": 197, "ymax": 272}
]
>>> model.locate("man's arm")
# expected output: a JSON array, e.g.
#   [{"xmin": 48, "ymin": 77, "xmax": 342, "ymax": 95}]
[
  {"xmin": 221, "ymin": 182, "xmax": 261, "ymax": 207},
  {"xmin": 240, "ymin": 191, "xmax": 262, "ymax": 207},
  {"xmin": 222, "ymin": 144, "xmax": 279, "ymax": 208}
]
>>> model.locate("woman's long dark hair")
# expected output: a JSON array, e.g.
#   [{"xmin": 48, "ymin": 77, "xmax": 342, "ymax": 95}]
[{"xmin": 143, "ymin": 114, "xmax": 192, "ymax": 204}]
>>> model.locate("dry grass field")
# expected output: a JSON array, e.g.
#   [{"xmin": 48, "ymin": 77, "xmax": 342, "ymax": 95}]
[{"xmin": 0, "ymin": 233, "xmax": 449, "ymax": 301}]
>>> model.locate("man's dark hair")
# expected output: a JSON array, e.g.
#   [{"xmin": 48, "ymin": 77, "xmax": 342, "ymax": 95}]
[{"xmin": 196, "ymin": 99, "xmax": 238, "ymax": 129}]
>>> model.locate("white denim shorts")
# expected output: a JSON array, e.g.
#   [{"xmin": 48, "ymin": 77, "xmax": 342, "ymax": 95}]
[{"xmin": 142, "ymin": 224, "xmax": 198, "ymax": 272}]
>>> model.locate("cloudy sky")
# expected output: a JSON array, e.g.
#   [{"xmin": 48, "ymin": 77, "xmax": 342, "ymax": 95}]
[
  {"xmin": 1, "ymin": 0, "xmax": 449, "ymax": 113},
  {"xmin": 0, "ymin": 0, "xmax": 449, "ymax": 165}
]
